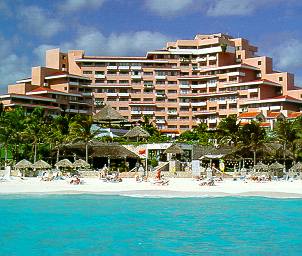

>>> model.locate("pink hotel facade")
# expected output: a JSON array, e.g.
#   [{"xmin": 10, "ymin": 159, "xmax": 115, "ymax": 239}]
[{"xmin": 1, "ymin": 33, "xmax": 302, "ymax": 135}]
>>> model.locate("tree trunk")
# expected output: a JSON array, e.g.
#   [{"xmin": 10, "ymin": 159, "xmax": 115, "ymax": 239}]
[
  {"xmin": 56, "ymin": 147, "xmax": 60, "ymax": 163},
  {"xmin": 85, "ymin": 143, "xmax": 88, "ymax": 163},
  {"xmin": 34, "ymin": 143, "xmax": 37, "ymax": 163},
  {"xmin": 253, "ymin": 150, "xmax": 256, "ymax": 166},
  {"xmin": 4, "ymin": 144, "xmax": 8, "ymax": 167}
]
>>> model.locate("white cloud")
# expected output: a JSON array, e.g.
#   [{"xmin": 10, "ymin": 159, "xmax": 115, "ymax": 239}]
[
  {"xmin": 34, "ymin": 28, "xmax": 173, "ymax": 57},
  {"xmin": 145, "ymin": 0, "xmax": 195, "ymax": 16},
  {"xmin": 207, "ymin": 0, "xmax": 257, "ymax": 16},
  {"xmin": 18, "ymin": 6, "xmax": 63, "ymax": 38},
  {"xmin": 60, "ymin": 0, "xmax": 107, "ymax": 12},
  {"xmin": 270, "ymin": 39, "xmax": 302, "ymax": 70},
  {"xmin": 0, "ymin": 36, "xmax": 30, "ymax": 93}
]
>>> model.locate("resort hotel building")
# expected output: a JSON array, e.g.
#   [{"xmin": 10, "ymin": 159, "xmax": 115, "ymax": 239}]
[{"xmin": 1, "ymin": 33, "xmax": 302, "ymax": 135}]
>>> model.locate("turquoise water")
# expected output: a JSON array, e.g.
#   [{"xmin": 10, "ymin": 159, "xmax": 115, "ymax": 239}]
[{"xmin": 0, "ymin": 195, "xmax": 301, "ymax": 255}]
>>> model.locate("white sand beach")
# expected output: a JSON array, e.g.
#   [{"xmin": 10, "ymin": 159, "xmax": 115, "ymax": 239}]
[{"xmin": 1, "ymin": 177, "xmax": 302, "ymax": 198}]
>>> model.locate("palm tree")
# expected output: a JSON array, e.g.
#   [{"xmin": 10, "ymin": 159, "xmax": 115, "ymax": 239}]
[
  {"xmin": 49, "ymin": 115, "xmax": 71, "ymax": 162},
  {"xmin": 217, "ymin": 115, "xmax": 241, "ymax": 146},
  {"xmin": 239, "ymin": 121, "xmax": 266, "ymax": 165},
  {"xmin": 24, "ymin": 108, "xmax": 48, "ymax": 163},
  {"xmin": 69, "ymin": 115, "xmax": 100, "ymax": 162},
  {"xmin": 274, "ymin": 119, "xmax": 297, "ymax": 161}
]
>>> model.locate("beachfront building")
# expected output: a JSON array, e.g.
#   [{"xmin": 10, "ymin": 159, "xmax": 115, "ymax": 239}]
[
  {"xmin": 0, "ymin": 65, "xmax": 94, "ymax": 115},
  {"xmin": 1, "ymin": 33, "xmax": 302, "ymax": 132}
]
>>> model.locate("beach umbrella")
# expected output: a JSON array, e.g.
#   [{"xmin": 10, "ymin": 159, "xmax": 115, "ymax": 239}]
[
  {"xmin": 55, "ymin": 159, "xmax": 73, "ymax": 168},
  {"xmin": 15, "ymin": 159, "xmax": 33, "ymax": 169},
  {"xmin": 290, "ymin": 162, "xmax": 302, "ymax": 172},
  {"xmin": 164, "ymin": 144, "xmax": 184, "ymax": 155},
  {"xmin": 124, "ymin": 126, "xmax": 150, "ymax": 141},
  {"xmin": 269, "ymin": 161, "xmax": 284, "ymax": 170},
  {"xmin": 32, "ymin": 160, "xmax": 51, "ymax": 169},
  {"xmin": 73, "ymin": 159, "xmax": 90, "ymax": 169},
  {"xmin": 253, "ymin": 162, "xmax": 268, "ymax": 171}
]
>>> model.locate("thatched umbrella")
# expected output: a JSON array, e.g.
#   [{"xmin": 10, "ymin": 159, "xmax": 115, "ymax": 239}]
[
  {"xmin": 124, "ymin": 126, "xmax": 150, "ymax": 141},
  {"xmin": 164, "ymin": 144, "xmax": 184, "ymax": 155},
  {"xmin": 73, "ymin": 159, "xmax": 90, "ymax": 169},
  {"xmin": 93, "ymin": 105, "xmax": 126, "ymax": 125},
  {"xmin": 32, "ymin": 160, "xmax": 51, "ymax": 169},
  {"xmin": 55, "ymin": 159, "xmax": 73, "ymax": 168},
  {"xmin": 15, "ymin": 159, "xmax": 33, "ymax": 177},
  {"xmin": 269, "ymin": 161, "xmax": 284, "ymax": 170},
  {"xmin": 253, "ymin": 162, "xmax": 268, "ymax": 171},
  {"xmin": 15, "ymin": 159, "xmax": 33, "ymax": 169},
  {"xmin": 290, "ymin": 162, "xmax": 302, "ymax": 172}
]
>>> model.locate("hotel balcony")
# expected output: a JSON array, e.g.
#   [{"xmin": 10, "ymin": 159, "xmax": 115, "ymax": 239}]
[
  {"xmin": 207, "ymin": 83, "xmax": 217, "ymax": 88},
  {"xmin": 107, "ymin": 66, "xmax": 118, "ymax": 70},
  {"xmin": 156, "ymin": 119, "xmax": 166, "ymax": 124},
  {"xmin": 95, "ymin": 74, "xmax": 105, "ymax": 79},
  {"xmin": 131, "ymin": 75, "xmax": 142, "ymax": 79},
  {"xmin": 167, "ymin": 111, "xmax": 178, "ymax": 115},
  {"xmin": 155, "ymin": 75, "xmax": 167, "ymax": 80},
  {"xmin": 208, "ymin": 56, "xmax": 217, "ymax": 61},
  {"xmin": 208, "ymin": 118, "xmax": 218, "ymax": 124},
  {"xmin": 69, "ymin": 81, "xmax": 79, "ymax": 86},
  {"xmin": 191, "ymin": 102, "xmax": 207, "ymax": 107},
  {"xmin": 131, "ymin": 110, "xmax": 141, "ymax": 115},
  {"xmin": 118, "ymin": 93, "xmax": 130, "ymax": 97},
  {"xmin": 196, "ymin": 57, "xmax": 207, "ymax": 62},
  {"xmin": 179, "ymin": 102, "xmax": 191, "ymax": 106},
  {"xmin": 82, "ymin": 92, "xmax": 93, "ymax": 96},
  {"xmin": 156, "ymin": 93, "xmax": 166, "ymax": 98},
  {"xmin": 191, "ymin": 84, "xmax": 207, "ymax": 89},
  {"xmin": 179, "ymin": 84, "xmax": 190, "ymax": 89},
  {"xmin": 141, "ymin": 110, "xmax": 154, "ymax": 115},
  {"xmin": 228, "ymin": 71, "xmax": 246, "ymax": 77},
  {"xmin": 131, "ymin": 66, "xmax": 142, "ymax": 70},
  {"xmin": 107, "ymin": 92, "xmax": 118, "ymax": 97},
  {"xmin": 119, "ymin": 66, "xmax": 130, "ymax": 70},
  {"xmin": 248, "ymin": 88, "xmax": 258, "ymax": 93}
]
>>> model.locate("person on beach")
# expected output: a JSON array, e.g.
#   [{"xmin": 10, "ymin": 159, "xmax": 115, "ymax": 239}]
[
  {"xmin": 156, "ymin": 170, "xmax": 161, "ymax": 180},
  {"xmin": 137, "ymin": 164, "xmax": 145, "ymax": 182},
  {"xmin": 99, "ymin": 164, "xmax": 108, "ymax": 179}
]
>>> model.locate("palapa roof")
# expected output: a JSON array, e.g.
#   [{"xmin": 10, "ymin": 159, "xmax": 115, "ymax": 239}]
[
  {"xmin": 93, "ymin": 105, "xmax": 126, "ymax": 122},
  {"xmin": 15, "ymin": 159, "xmax": 33, "ymax": 169},
  {"xmin": 33, "ymin": 160, "xmax": 51, "ymax": 169},
  {"xmin": 55, "ymin": 159, "xmax": 73, "ymax": 168},
  {"xmin": 253, "ymin": 162, "xmax": 269, "ymax": 170},
  {"xmin": 73, "ymin": 159, "xmax": 90, "ymax": 168},
  {"xmin": 290, "ymin": 162, "xmax": 302, "ymax": 171},
  {"xmin": 164, "ymin": 144, "xmax": 184, "ymax": 154},
  {"xmin": 91, "ymin": 143, "xmax": 141, "ymax": 159},
  {"xmin": 269, "ymin": 161, "xmax": 284, "ymax": 170},
  {"xmin": 124, "ymin": 126, "xmax": 150, "ymax": 138}
]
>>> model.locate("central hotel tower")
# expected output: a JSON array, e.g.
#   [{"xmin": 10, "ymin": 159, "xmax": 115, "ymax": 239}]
[{"xmin": 2, "ymin": 33, "xmax": 302, "ymax": 135}]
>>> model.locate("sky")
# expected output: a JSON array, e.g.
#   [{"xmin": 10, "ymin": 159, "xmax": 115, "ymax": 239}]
[{"xmin": 1, "ymin": 0, "xmax": 302, "ymax": 92}]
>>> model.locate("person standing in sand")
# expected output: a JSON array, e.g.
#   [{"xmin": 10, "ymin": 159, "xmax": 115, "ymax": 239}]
[{"xmin": 99, "ymin": 164, "xmax": 108, "ymax": 179}]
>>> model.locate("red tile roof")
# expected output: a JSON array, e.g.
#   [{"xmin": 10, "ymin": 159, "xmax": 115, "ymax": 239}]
[
  {"xmin": 266, "ymin": 112, "xmax": 282, "ymax": 118},
  {"xmin": 238, "ymin": 112, "xmax": 262, "ymax": 118},
  {"xmin": 288, "ymin": 112, "xmax": 302, "ymax": 119},
  {"xmin": 259, "ymin": 122, "xmax": 271, "ymax": 127},
  {"xmin": 30, "ymin": 87, "xmax": 62, "ymax": 93}
]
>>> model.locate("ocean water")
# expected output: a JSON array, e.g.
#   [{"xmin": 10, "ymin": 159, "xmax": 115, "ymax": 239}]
[{"xmin": 0, "ymin": 195, "xmax": 301, "ymax": 256}]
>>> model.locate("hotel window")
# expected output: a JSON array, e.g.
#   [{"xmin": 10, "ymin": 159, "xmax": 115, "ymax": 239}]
[
  {"xmin": 107, "ymin": 71, "xmax": 117, "ymax": 75},
  {"xmin": 119, "ymin": 80, "xmax": 129, "ymax": 84},
  {"xmin": 95, "ymin": 71, "xmax": 104, "ymax": 75},
  {"xmin": 119, "ymin": 107, "xmax": 128, "ymax": 110},
  {"xmin": 95, "ymin": 63, "xmax": 105, "ymax": 67},
  {"xmin": 143, "ymin": 98, "xmax": 153, "ymax": 101},
  {"xmin": 209, "ymin": 107, "xmax": 217, "ymax": 110},
  {"xmin": 83, "ymin": 71, "xmax": 92, "ymax": 75},
  {"xmin": 119, "ymin": 98, "xmax": 128, "ymax": 101},
  {"xmin": 95, "ymin": 79, "xmax": 104, "ymax": 83},
  {"xmin": 168, "ymin": 81, "xmax": 177, "ymax": 85},
  {"xmin": 168, "ymin": 99, "xmax": 177, "ymax": 102},
  {"xmin": 180, "ymin": 125, "xmax": 189, "ymax": 129},
  {"xmin": 258, "ymin": 61, "xmax": 262, "ymax": 65},
  {"xmin": 131, "ymin": 98, "xmax": 140, "ymax": 101},
  {"xmin": 168, "ymin": 90, "xmax": 177, "ymax": 94},
  {"xmin": 279, "ymin": 77, "xmax": 283, "ymax": 81},
  {"xmin": 119, "ymin": 71, "xmax": 129, "ymax": 76},
  {"xmin": 107, "ymin": 80, "xmax": 117, "ymax": 84},
  {"xmin": 144, "ymin": 72, "xmax": 153, "ymax": 76}
]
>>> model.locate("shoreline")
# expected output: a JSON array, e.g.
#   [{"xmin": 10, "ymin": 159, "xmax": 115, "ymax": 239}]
[{"xmin": 1, "ymin": 178, "xmax": 302, "ymax": 199}]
